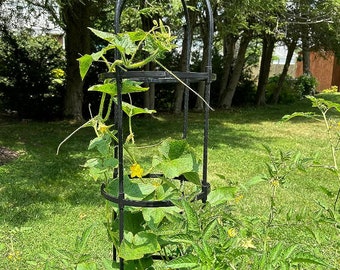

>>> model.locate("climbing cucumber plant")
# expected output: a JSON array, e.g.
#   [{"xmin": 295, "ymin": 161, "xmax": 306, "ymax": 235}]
[{"xmin": 57, "ymin": 20, "xmax": 214, "ymax": 269}]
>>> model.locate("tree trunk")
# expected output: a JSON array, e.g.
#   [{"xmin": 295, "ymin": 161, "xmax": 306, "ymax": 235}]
[
  {"xmin": 62, "ymin": 2, "xmax": 91, "ymax": 121},
  {"xmin": 194, "ymin": 17, "xmax": 210, "ymax": 112},
  {"xmin": 140, "ymin": 0, "xmax": 157, "ymax": 110},
  {"xmin": 255, "ymin": 34, "xmax": 275, "ymax": 106},
  {"xmin": 270, "ymin": 39, "xmax": 297, "ymax": 104},
  {"xmin": 218, "ymin": 35, "xmax": 237, "ymax": 100},
  {"xmin": 143, "ymin": 62, "xmax": 156, "ymax": 109},
  {"xmin": 173, "ymin": 1, "xmax": 196, "ymax": 114},
  {"xmin": 218, "ymin": 32, "xmax": 252, "ymax": 109},
  {"xmin": 302, "ymin": 39, "xmax": 311, "ymax": 75}
]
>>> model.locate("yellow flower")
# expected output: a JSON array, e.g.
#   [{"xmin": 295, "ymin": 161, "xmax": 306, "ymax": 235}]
[
  {"xmin": 97, "ymin": 123, "xmax": 111, "ymax": 134},
  {"xmin": 130, "ymin": 163, "xmax": 143, "ymax": 178},
  {"xmin": 7, "ymin": 250, "xmax": 21, "ymax": 261},
  {"xmin": 234, "ymin": 194, "xmax": 244, "ymax": 203},
  {"xmin": 227, "ymin": 228, "xmax": 237, "ymax": 238},
  {"xmin": 270, "ymin": 179, "xmax": 280, "ymax": 187}
]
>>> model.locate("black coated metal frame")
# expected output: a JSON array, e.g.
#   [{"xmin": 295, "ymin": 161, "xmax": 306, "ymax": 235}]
[{"xmin": 100, "ymin": 0, "xmax": 214, "ymax": 268}]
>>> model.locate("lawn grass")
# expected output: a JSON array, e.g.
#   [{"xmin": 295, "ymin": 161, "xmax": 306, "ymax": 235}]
[{"xmin": 1, "ymin": 94, "xmax": 340, "ymax": 269}]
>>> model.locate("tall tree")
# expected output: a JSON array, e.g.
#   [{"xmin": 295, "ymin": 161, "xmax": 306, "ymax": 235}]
[
  {"xmin": 255, "ymin": 33, "xmax": 276, "ymax": 106},
  {"xmin": 218, "ymin": 30, "xmax": 253, "ymax": 108},
  {"xmin": 173, "ymin": 0, "xmax": 197, "ymax": 114},
  {"xmin": 254, "ymin": 0, "xmax": 286, "ymax": 106},
  {"xmin": 61, "ymin": 1, "xmax": 91, "ymax": 121},
  {"xmin": 270, "ymin": 38, "xmax": 298, "ymax": 104},
  {"xmin": 1, "ymin": 0, "xmax": 111, "ymax": 121},
  {"xmin": 216, "ymin": 0, "xmax": 255, "ymax": 109}
]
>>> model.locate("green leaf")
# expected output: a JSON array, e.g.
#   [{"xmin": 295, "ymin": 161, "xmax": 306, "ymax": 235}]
[
  {"xmin": 121, "ymin": 102, "xmax": 156, "ymax": 117},
  {"xmin": 142, "ymin": 208, "xmax": 166, "ymax": 228},
  {"xmin": 102, "ymin": 259, "xmax": 119, "ymax": 270},
  {"xmin": 88, "ymin": 27, "xmax": 115, "ymax": 42},
  {"xmin": 155, "ymin": 154, "xmax": 196, "ymax": 179},
  {"xmin": 207, "ymin": 187, "xmax": 237, "ymax": 207},
  {"xmin": 165, "ymin": 233, "xmax": 195, "ymax": 244},
  {"xmin": 115, "ymin": 33, "xmax": 138, "ymax": 55},
  {"xmin": 159, "ymin": 139, "xmax": 187, "ymax": 159},
  {"xmin": 107, "ymin": 176, "xmax": 156, "ymax": 200},
  {"xmin": 78, "ymin": 54, "xmax": 93, "ymax": 80},
  {"xmin": 202, "ymin": 219, "xmax": 218, "ymax": 242},
  {"xmin": 111, "ymin": 211, "xmax": 144, "ymax": 235},
  {"xmin": 166, "ymin": 254, "xmax": 199, "ymax": 268},
  {"xmin": 291, "ymin": 252, "xmax": 332, "ymax": 267},
  {"xmin": 75, "ymin": 224, "xmax": 96, "ymax": 255},
  {"xmin": 124, "ymin": 257, "xmax": 153, "ymax": 270},
  {"xmin": 88, "ymin": 83, "xmax": 117, "ymax": 96},
  {"xmin": 121, "ymin": 80, "xmax": 149, "ymax": 94},
  {"xmin": 281, "ymin": 112, "xmax": 318, "ymax": 122},
  {"xmin": 118, "ymin": 232, "xmax": 161, "ymax": 260},
  {"xmin": 269, "ymin": 242, "xmax": 283, "ymax": 265},
  {"xmin": 89, "ymin": 80, "xmax": 149, "ymax": 96},
  {"xmin": 243, "ymin": 175, "xmax": 267, "ymax": 189},
  {"xmin": 282, "ymin": 244, "xmax": 298, "ymax": 260},
  {"xmin": 103, "ymin": 157, "xmax": 118, "ymax": 168},
  {"xmin": 76, "ymin": 262, "xmax": 97, "ymax": 270},
  {"xmin": 192, "ymin": 243, "xmax": 208, "ymax": 262},
  {"xmin": 125, "ymin": 30, "xmax": 147, "ymax": 42},
  {"xmin": 88, "ymin": 135, "xmax": 111, "ymax": 155},
  {"xmin": 83, "ymin": 158, "xmax": 100, "ymax": 168},
  {"xmin": 182, "ymin": 200, "xmax": 200, "ymax": 233},
  {"xmin": 183, "ymin": 171, "xmax": 201, "ymax": 185},
  {"xmin": 202, "ymin": 240, "xmax": 214, "ymax": 261}
]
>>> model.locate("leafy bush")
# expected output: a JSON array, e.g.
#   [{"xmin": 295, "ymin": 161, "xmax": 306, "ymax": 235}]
[
  {"xmin": 233, "ymin": 73, "xmax": 257, "ymax": 106},
  {"xmin": 266, "ymin": 75, "xmax": 303, "ymax": 104},
  {"xmin": 295, "ymin": 74, "xmax": 318, "ymax": 95},
  {"xmin": 0, "ymin": 30, "xmax": 65, "ymax": 120}
]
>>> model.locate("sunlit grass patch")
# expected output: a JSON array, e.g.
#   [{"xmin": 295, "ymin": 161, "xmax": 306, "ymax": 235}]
[{"xmin": 1, "ymin": 94, "xmax": 340, "ymax": 268}]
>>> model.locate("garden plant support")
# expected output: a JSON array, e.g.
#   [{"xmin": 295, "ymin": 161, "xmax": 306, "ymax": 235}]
[{"xmin": 99, "ymin": 0, "xmax": 215, "ymax": 268}]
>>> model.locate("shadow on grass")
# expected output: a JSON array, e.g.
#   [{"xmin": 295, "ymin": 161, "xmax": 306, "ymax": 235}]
[{"xmin": 0, "ymin": 122, "xmax": 104, "ymax": 226}]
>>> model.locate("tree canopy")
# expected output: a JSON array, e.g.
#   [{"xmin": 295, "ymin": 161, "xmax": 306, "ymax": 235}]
[{"xmin": 1, "ymin": 0, "xmax": 340, "ymax": 119}]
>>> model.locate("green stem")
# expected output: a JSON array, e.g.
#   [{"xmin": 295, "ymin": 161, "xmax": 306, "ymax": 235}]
[
  {"xmin": 321, "ymin": 110, "xmax": 340, "ymax": 210},
  {"xmin": 103, "ymin": 95, "xmax": 114, "ymax": 122},
  {"xmin": 101, "ymin": 55, "xmax": 112, "ymax": 71},
  {"xmin": 107, "ymin": 131, "xmax": 136, "ymax": 164},
  {"xmin": 155, "ymin": 60, "xmax": 214, "ymax": 111},
  {"xmin": 56, "ymin": 119, "xmax": 96, "ymax": 154},
  {"xmin": 129, "ymin": 25, "xmax": 159, "ymax": 63},
  {"xmin": 128, "ymin": 116, "xmax": 135, "ymax": 144},
  {"xmin": 267, "ymin": 186, "xmax": 277, "ymax": 227},
  {"xmin": 98, "ymin": 93, "xmax": 107, "ymax": 119}
]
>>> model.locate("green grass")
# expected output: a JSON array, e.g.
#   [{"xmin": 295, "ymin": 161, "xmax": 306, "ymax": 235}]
[{"xmin": 1, "ymin": 94, "xmax": 340, "ymax": 269}]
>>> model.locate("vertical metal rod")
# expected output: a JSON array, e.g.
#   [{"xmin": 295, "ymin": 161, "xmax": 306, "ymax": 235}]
[
  {"xmin": 181, "ymin": 0, "xmax": 191, "ymax": 139},
  {"xmin": 202, "ymin": 0, "xmax": 214, "ymax": 202},
  {"xmin": 114, "ymin": 0, "xmax": 126, "ymax": 268}
]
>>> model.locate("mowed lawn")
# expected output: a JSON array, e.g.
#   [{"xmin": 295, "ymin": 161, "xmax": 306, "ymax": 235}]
[{"xmin": 0, "ymin": 94, "xmax": 339, "ymax": 269}]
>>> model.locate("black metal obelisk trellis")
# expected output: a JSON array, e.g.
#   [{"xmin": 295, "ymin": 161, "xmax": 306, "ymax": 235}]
[{"xmin": 100, "ymin": 0, "xmax": 214, "ymax": 268}]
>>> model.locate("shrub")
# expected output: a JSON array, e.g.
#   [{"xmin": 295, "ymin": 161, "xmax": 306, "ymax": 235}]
[
  {"xmin": 232, "ymin": 73, "xmax": 257, "ymax": 106},
  {"xmin": 0, "ymin": 30, "xmax": 65, "ymax": 120},
  {"xmin": 266, "ymin": 74, "xmax": 302, "ymax": 104},
  {"xmin": 295, "ymin": 74, "xmax": 318, "ymax": 95}
]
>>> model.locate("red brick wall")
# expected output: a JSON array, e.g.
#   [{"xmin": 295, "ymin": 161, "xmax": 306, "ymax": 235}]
[{"xmin": 296, "ymin": 51, "xmax": 340, "ymax": 92}]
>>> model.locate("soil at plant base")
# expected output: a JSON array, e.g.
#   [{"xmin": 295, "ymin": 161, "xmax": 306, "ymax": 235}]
[{"xmin": 0, "ymin": 147, "xmax": 20, "ymax": 166}]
